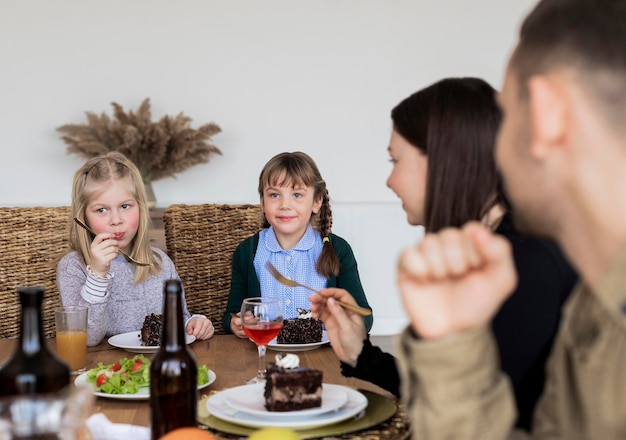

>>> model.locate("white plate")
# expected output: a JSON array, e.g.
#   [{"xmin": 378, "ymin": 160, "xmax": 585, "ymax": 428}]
[
  {"xmin": 225, "ymin": 383, "xmax": 348, "ymax": 419},
  {"xmin": 267, "ymin": 330, "xmax": 329, "ymax": 352},
  {"xmin": 74, "ymin": 369, "xmax": 216, "ymax": 400},
  {"xmin": 107, "ymin": 331, "xmax": 196, "ymax": 354},
  {"xmin": 206, "ymin": 384, "xmax": 367, "ymax": 430}
]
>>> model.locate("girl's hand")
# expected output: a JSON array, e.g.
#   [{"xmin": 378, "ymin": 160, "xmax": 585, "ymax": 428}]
[
  {"xmin": 310, "ymin": 288, "xmax": 367, "ymax": 367},
  {"xmin": 230, "ymin": 315, "xmax": 247, "ymax": 339},
  {"xmin": 398, "ymin": 222, "xmax": 517, "ymax": 340},
  {"xmin": 186, "ymin": 317, "xmax": 214, "ymax": 340},
  {"xmin": 90, "ymin": 233, "xmax": 120, "ymax": 277}
]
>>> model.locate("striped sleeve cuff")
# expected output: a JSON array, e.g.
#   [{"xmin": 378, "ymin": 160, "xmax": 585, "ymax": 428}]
[{"xmin": 80, "ymin": 266, "xmax": 113, "ymax": 304}]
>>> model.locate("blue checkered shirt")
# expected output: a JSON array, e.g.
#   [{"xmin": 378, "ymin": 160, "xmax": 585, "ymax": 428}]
[{"xmin": 253, "ymin": 224, "xmax": 327, "ymax": 318}]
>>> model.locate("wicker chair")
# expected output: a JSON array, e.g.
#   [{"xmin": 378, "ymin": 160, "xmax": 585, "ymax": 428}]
[
  {"xmin": 163, "ymin": 204, "xmax": 263, "ymax": 334},
  {"xmin": 0, "ymin": 206, "xmax": 72, "ymax": 338}
]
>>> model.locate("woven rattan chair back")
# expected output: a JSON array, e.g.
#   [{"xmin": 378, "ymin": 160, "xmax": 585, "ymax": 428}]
[
  {"xmin": 164, "ymin": 204, "xmax": 263, "ymax": 334},
  {"xmin": 0, "ymin": 206, "xmax": 71, "ymax": 338}
]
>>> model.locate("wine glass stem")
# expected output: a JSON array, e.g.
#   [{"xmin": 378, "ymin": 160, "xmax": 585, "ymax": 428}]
[{"xmin": 257, "ymin": 344, "xmax": 267, "ymax": 380}]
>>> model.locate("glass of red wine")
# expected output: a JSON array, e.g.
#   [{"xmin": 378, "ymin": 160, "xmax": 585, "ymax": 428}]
[{"xmin": 241, "ymin": 297, "xmax": 283, "ymax": 384}]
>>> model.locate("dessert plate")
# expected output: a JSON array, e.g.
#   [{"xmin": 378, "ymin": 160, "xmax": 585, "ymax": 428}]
[
  {"xmin": 74, "ymin": 369, "xmax": 216, "ymax": 400},
  {"xmin": 225, "ymin": 383, "xmax": 348, "ymax": 419},
  {"xmin": 206, "ymin": 384, "xmax": 367, "ymax": 430},
  {"xmin": 108, "ymin": 331, "xmax": 196, "ymax": 354},
  {"xmin": 268, "ymin": 330, "xmax": 329, "ymax": 352}
]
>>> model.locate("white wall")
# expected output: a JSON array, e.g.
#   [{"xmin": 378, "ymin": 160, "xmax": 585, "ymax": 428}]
[{"xmin": 0, "ymin": 0, "xmax": 537, "ymax": 334}]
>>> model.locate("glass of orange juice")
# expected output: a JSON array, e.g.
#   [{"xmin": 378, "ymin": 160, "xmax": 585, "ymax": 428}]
[{"xmin": 55, "ymin": 306, "xmax": 88, "ymax": 374}]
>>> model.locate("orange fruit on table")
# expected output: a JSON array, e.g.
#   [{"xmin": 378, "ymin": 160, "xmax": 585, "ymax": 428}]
[{"xmin": 160, "ymin": 427, "xmax": 218, "ymax": 439}]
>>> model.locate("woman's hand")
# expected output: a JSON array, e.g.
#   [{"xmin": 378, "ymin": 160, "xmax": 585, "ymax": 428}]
[
  {"xmin": 398, "ymin": 222, "xmax": 517, "ymax": 340},
  {"xmin": 186, "ymin": 317, "xmax": 214, "ymax": 340},
  {"xmin": 89, "ymin": 233, "xmax": 120, "ymax": 277},
  {"xmin": 310, "ymin": 288, "xmax": 367, "ymax": 367}
]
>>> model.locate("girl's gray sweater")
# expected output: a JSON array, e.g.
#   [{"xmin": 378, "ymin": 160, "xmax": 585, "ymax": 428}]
[{"xmin": 57, "ymin": 248, "xmax": 204, "ymax": 346}]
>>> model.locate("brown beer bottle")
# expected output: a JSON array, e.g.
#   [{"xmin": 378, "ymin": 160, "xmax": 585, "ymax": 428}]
[
  {"xmin": 149, "ymin": 280, "xmax": 198, "ymax": 439},
  {"xmin": 0, "ymin": 287, "xmax": 70, "ymax": 396}
]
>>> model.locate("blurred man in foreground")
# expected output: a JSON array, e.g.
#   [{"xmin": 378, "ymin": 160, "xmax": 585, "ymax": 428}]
[{"xmin": 396, "ymin": 0, "xmax": 626, "ymax": 438}]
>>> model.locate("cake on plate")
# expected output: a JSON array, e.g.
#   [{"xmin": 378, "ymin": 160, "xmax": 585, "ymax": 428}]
[
  {"xmin": 264, "ymin": 353, "xmax": 323, "ymax": 411},
  {"xmin": 140, "ymin": 313, "xmax": 163, "ymax": 346},
  {"xmin": 277, "ymin": 308, "xmax": 323, "ymax": 344}
]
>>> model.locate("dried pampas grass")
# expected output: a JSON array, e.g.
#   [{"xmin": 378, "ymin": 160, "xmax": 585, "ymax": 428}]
[{"xmin": 57, "ymin": 98, "xmax": 221, "ymax": 182}]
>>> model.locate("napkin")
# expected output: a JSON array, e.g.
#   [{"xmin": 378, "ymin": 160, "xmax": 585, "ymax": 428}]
[{"xmin": 86, "ymin": 413, "xmax": 150, "ymax": 440}]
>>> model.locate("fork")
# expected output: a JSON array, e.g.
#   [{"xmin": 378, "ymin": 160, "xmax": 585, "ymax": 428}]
[
  {"xmin": 265, "ymin": 261, "xmax": 372, "ymax": 317},
  {"xmin": 73, "ymin": 218, "xmax": 152, "ymax": 267}
]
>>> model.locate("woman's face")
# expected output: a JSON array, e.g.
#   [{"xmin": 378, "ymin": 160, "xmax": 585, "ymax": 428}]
[{"xmin": 386, "ymin": 129, "xmax": 428, "ymax": 226}]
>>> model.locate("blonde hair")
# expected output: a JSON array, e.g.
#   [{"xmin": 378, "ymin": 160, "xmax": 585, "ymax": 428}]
[
  {"xmin": 258, "ymin": 151, "xmax": 339, "ymax": 277},
  {"xmin": 70, "ymin": 152, "xmax": 161, "ymax": 283}
]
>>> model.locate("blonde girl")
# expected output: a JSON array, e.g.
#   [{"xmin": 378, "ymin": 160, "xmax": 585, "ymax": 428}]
[{"xmin": 57, "ymin": 152, "xmax": 214, "ymax": 345}]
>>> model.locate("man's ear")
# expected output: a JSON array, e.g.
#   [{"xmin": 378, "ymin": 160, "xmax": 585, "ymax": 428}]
[{"xmin": 528, "ymin": 75, "xmax": 567, "ymax": 159}]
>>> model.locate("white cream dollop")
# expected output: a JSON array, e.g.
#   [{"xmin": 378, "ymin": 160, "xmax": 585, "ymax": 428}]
[
  {"xmin": 296, "ymin": 309, "xmax": 312, "ymax": 319},
  {"xmin": 275, "ymin": 353, "xmax": 300, "ymax": 369}
]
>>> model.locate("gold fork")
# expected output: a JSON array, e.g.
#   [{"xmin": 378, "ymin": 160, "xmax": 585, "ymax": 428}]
[
  {"xmin": 265, "ymin": 261, "xmax": 372, "ymax": 317},
  {"xmin": 73, "ymin": 218, "xmax": 152, "ymax": 267}
]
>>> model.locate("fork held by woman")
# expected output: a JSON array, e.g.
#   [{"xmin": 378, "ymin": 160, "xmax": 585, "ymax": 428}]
[{"xmin": 265, "ymin": 262, "xmax": 372, "ymax": 317}]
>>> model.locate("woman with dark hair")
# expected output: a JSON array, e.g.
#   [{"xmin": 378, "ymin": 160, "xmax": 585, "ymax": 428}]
[
  {"xmin": 310, "ymin": 77, "xmax": 577, "ymax": 431},
  {"xmin": 391, "ymin": 77, "xmax": 506, "ymax": 231}
]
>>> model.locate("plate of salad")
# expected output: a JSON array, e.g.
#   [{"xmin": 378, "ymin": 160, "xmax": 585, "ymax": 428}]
[{"xmin": 74, "ymin": 354, "xmax": 216, "ymax": 400}]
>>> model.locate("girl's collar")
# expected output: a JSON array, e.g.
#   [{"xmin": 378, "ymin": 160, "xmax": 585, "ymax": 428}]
[{"xmin": 265, "ymin": 224, "xmax": 318, "ymax": 252}]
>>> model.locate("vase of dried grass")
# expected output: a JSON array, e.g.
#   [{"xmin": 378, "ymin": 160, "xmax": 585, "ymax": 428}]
[{"xmin": 144, "ymin": 181, "xmax": 157, "ymax": 209}]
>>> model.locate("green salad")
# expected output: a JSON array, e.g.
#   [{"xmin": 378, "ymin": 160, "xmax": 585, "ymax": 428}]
[{"xmin": 86, "ymin": 354, "xmax": 210, "ymax": 394}]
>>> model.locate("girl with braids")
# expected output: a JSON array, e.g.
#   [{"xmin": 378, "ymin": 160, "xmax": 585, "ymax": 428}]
[
  {"xmin": 57, "ymin": 152, "xmax": 215, "ymax": 345},
  {"xmin": 223, "ymin": 151, "xmax": 373, "ymax": 336}
]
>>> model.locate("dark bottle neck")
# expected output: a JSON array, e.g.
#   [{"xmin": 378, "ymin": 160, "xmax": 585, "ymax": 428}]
[
  {"xmin": 162, "ymin": 280, "xmax": 186, "ymax": 351},
  {"xmin": 18, "ymin": 288, "xmax": 46, "ymax": 356}
]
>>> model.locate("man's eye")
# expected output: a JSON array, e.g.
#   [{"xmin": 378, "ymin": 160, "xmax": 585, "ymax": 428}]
[{"xmin": 294, "ymin": 193, "xmax": 303, "ymax": 199}]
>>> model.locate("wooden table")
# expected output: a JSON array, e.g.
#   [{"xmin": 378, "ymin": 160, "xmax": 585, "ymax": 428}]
[{"xmin": 0, "ymin": 335, "xmax": 410, "ymax": 439}]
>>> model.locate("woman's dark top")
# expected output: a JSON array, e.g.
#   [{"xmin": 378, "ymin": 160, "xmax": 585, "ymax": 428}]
[{"xmin": 340, "ymin": 214, "xmax": 577, "ymax": 431}]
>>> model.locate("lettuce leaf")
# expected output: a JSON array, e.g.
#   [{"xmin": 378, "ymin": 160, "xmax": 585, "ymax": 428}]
[{"xmin": 198, "ymin": 364, "xmax": 209, "ymax": 385}]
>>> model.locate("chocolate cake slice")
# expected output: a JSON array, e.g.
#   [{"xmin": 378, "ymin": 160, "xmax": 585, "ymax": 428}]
[
  {"xmin": 264, "ymin": 359, "xmax": 323, "ymax": 411},
  {"xmin": 277, "ymin": 308, "xmax": 323, "ymax": 344},
  {"xmin": 140, "ymin": 313, "xmax": 163, "ymax": 346}
]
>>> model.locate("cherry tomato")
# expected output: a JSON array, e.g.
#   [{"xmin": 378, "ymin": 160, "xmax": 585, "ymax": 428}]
[
  {"xmin": 130, "ymin": 359, "xmax": 143, "ymax": 373},
  {"xmin": 96, "ymin": 374, "xmax": 107, "ymax": 387}
]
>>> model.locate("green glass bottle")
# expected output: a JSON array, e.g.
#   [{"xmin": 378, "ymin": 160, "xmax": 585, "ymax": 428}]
[
  {"xmin": 0, "ymin": 287, "xmax": 70, "ymax": 396},
  {"xmin": 149, "ymin": 280, "xmax": 198, "ymax": 439}
]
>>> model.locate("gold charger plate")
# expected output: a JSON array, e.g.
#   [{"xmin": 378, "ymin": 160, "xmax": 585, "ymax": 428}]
[{"xmin": 197, "ymin": 389, "xmax": 401, "ymax": 439}]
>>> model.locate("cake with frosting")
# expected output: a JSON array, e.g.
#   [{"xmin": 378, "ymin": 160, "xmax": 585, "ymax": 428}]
[
  {"xmin": 140, "ymin": 313, "xmax": 163, "ymax": 346},
  {"xmin": 277, "ymin": 308, "xmax": 323, "ymax": 344},
  {"xmin": 264, "ymin": 353, "xmax": 323, "ymax": 412}
]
